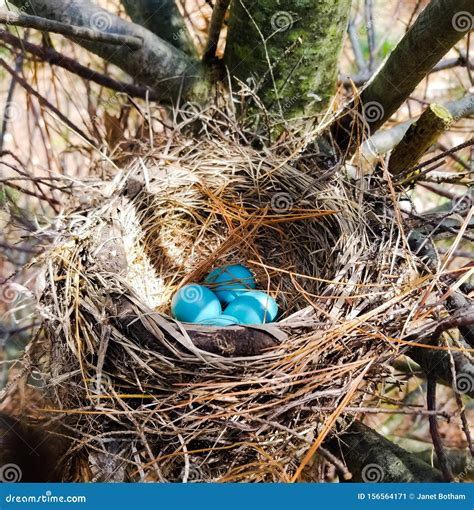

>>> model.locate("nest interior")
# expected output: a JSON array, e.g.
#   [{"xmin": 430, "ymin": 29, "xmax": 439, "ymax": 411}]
[{"xmin": 18, "ymin": 126, "xmax": 427, "ymax": 482}]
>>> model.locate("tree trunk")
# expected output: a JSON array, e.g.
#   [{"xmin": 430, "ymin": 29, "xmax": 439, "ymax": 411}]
[{"xmin": 224, "ymin": 0, "xmax": 351, "ymax": 121}]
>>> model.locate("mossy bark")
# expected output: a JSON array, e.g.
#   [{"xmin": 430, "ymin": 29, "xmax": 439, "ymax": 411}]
[{"xmin": 224, "ymin": 0, "xmax": 351, "ymax": 121}]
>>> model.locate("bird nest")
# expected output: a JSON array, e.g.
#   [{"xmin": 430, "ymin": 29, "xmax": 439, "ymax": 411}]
[{"xmin": 13, "ymin": 123, "xmax": 427, "ymax": 482}]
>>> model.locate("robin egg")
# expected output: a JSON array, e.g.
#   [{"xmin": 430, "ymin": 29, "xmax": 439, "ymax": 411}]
[
  {"xmin": 240, "ymin": 290, "xmax": 278, "ymax": 322},
  {"xmin": 171, "ymin": 284, "xmax": 221, "ymax": 323},
  {"xmin": 205, "ymin": 264, "xmax": 256, "ymax": 305},
  {"xmin": 224, "ymin": 291, "xmax": 277, "ymax": 325}
]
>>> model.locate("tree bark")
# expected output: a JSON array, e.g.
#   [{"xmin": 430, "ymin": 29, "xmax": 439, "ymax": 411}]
[
  {"xmin": 224, "ymin": 0, "xmax": 351, "ymax": 120},
  {"xmin": 325, "ymin": 420, "xmax": 445, "ymax": 482},
  {"xmin": 332, "ymin": 0, "xmax": 474, "ymax": 154},
  {"xmin": 121, "ymin": 0, "xmax": 196, "ymax": 56},
  {"xmin": 388, "ymin": 103, "xmax": 453, "ymax": 178},
  {"xmin": 7, "ymin": 0, "xmax": 208, "ymax": 103}
]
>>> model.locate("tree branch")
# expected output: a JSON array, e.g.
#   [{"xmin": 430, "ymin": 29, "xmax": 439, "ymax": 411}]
[
  {"xmin": 0, "ymin": 57, "xmax": 96, "ymax": 146},
  {"xmin": 121, "ymin": 0, "xmax": 196, "ymax": 55},
  {"xmin": 332, "ymin": 0, "xmax": 474, "ymax": 154},
  {"xmin": 388, "ymin": 103, "xmax": 453, "ymax": 178},
  {"xmin": 0, "ymin": 28, "xmax": 158, "ymax": 100},
  {"xmin": 426, "ymin": 375, "xmax": 454, "ymax": 481},
  {"xmin": 324, "ymin": 420, "xmax": 444, "ymax": 482},
  {"xmin": 362, "ymin": 94, "xmax": 474, "ymax": 162},
  {"xmin": 341, "ymin": 55, "xmax": 474, "ymax": 88},
  {"xmin": 0, "ymin": 11, "xmax": 143, "ymax": 48},
  {"xmin": 7, "ymin": 0, "xmax": 208, "ymax": 103},
  {"xmin": 203, "ymin": 0, "xmax": 230, "ymax": 63}
]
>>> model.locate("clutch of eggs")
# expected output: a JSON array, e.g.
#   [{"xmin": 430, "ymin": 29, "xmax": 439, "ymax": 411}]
[{"xmin": 171, "ymin": 264, "xmax": 278, "ymax": 326}]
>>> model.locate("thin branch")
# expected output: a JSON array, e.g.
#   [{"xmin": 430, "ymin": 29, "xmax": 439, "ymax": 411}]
[
  {"xmin": 426, "ymin": 375, "xmax": 454, "ymax": 481},
  {"xmin": 0, "ymin": 57, "xmax": 96, "ymax": 147},
  {"xmin": 340, "ymin": 56, "xmax": 474, "ymax": 87},
  {"xmin": 203, "ymin": 0, "xmax": 230, "ymax": 63},
  {"xmin": 0, "ymin": 29, "xmax": 157, "ymax": 100},
  {"xmin": 396, "ymin": 138, "xmax": 474, "ymax": 185},
  {"xmin": 347, "ymin": 19, "xmax": 366, "ymax": 73},
  {"xmin": 0, "ymin": 33, "xmax": 25, "ymax": 152},
  {"xmin": 362, "ymin": 95, "xmax": 474, "ymax": 161},
  {"xmin": 388, "ymin": 103, "xmax": 453, "ymax": 177},
  {"xmin": 0, "ymin": 11, "xmax": 143, "ymax": 49},
  {"xmin": 363, "ymin": 0, "xmax": 375, "ymax": 72},
  {"xmin": 7, "ymin": 0, "xmax": 206, "ymax": 103}
]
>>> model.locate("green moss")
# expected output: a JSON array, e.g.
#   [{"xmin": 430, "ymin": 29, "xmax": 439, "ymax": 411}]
[{"xmin": 225, "ymin": 0, "xmax": 351, "ymax": 121}]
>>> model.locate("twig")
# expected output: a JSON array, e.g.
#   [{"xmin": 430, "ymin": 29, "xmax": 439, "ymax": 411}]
[
  {"xmin": 203, "ymin": 0, "xmax": 230, "ymax": 63},
  {"xmin": 0, "ymin": 11, "xmax": 143, "ymax": 49},
  {"xmin": 0, "ymin": 29, "xmax": 157, "ymax": 100},
  {"xmin": 396, "ymin": 138, "xmax": 474, "ymax": 184},
  {"xmin": 347, "ymin": 19, "xmax": 366, "ymax": 73},
  {"xmin": 319, "ymin": 446, "xmax": 352, "ymax": 481},
  {"xmin": 426, "ymin": 375, "xmax": 454, "ymax": 481},
  {"xmin": 0, "ymin": 36, "xmax": 25, "ymax": 152},
  {"xmin": 303, "ymin": 405, "xmax": 452, "ymax": 418},
  {"xmin": 0, "ymin": 58, "xmax": 96, "ymax": 147},
  {"xmin": 363, "ymin": 0, "xmax": 375, "ymax": 72},
  {"xmin": 340, "ymin": 57, "xmax": 474, "ymax": 87}
]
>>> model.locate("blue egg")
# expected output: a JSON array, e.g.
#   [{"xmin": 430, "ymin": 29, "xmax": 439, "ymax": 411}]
[
  {"xmin": 224, "ymin": 294, "xmax": 269, "ymax": 325},
  {"xmin": 171, "ymin": 284, "xmax": 221, "ymax": 323},
  {"xmin": 205, "ymin": 264, "xmax": 256, "ymax": 305},
  {"xmin": 197, "ymin": 315, "xmax": 241, "ymax": 327},
  {"xmin": 240, "ymin": 290, "xmax": 279, "ymax": 322}
]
